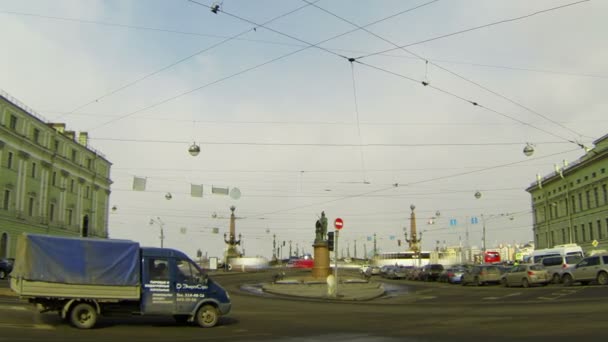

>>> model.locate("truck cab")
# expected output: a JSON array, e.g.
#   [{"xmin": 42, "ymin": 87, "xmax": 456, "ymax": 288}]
[{"xmin": 141, "ymin": 247, "xmax": 231, "ymax": 327}]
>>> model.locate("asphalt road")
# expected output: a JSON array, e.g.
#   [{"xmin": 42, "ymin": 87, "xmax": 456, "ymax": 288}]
[{"xmin": 1, "ymin": 270, "xmax": 607, "ymax": 341}]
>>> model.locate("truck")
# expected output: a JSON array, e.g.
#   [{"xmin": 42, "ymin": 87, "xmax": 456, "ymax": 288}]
[{"xmin": 10, "ymin": 233, "xmax": 231, "ymax": 329}]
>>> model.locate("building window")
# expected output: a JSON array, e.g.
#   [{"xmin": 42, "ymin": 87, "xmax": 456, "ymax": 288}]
[
  {"xmin": 85, "ymin": 186, "xmax": 90, "ymax": 199},
  {"xmin": 585, "ymin": 176, "xmax": 588, "ymax": 181},
  {"xmin": 31, "ymin": 162, "xmax": 37, "ymax": 178},
  {"xmin": 562, "ymin": 229, "xmax": 566, "ymax": 243},
  {"xmin": 582, "ymin": 224, "xmax": 586, "ymax": 242},
  {"xmin": 52, "ymin": 172, "xmax": 57, "ymax": 186},
  {"xmin": 586, "ymin": 191, "xmax": 591, "ymax": 209},
  {"xmin": 550, "ymin": 231, "xmax": 555, "ymax": 247},
  {"xmin": 54, "ymin": 140, "xmax": 60, "ymax": 152},
  {"xmin": 602, "ymin": 168, "xmax": 606, "ymax": 174},
  {"xmin": 7, "ymin": 152, "xmax": 14, "ymax": 169},
  {"xmin": 589, "ymin": 222, "xmax": 594, "ymax": 241},
  {"xmin": 86, "ymin": 158, "xmax": 92, "ymax": 169},
  {"xmin": 592, "ymin": 172, "xmax": 597, "ymax": 178},
  {"xmin": 71, "ymin": 149, "xmax": 77, "ymax": 162},
  {"xmin": 603, "ymin": 184, "xmax": 607, "ymax": 205},
  {"xmin": 594, "ymin": 188, "xmax": 599, "ymax": 208},
  {"xmin": 49, "ymin": 203, "xmax": 55, "ymax": 222},
  {"xmin": 598, "ymin": 220, "xmax": 603, "ymax": 240},
  {"xmin": 574, "ymin": 226, "xmax": 578, "ymax": 243},
  {"xmin": 67, "ymin": 209, "xmax": 73, "ymax": 226},
  {"xmin": 70, "ymin": 179, "xmax": 75, "ymax": 193},
  {"xmin": 578, "ymin": 193, "xmax": 583, "ymax": 211},
  {"xmin": 33, "ymin": 128, "xmax": 40, "ymax": 144},
  {"xmin": 3, "ymin": 190, "xmax": 9, "ymax": 210},
  {"xmin": 571, "ymin": 195, "xmax": 576, "ymax": 213},
  {"xmin": 9, "ymin": 114, "xmax": 17, "ymax": 130},
  {"xmin": 28, "ymin": 197, "xmax": 34, "ymax": 216}
]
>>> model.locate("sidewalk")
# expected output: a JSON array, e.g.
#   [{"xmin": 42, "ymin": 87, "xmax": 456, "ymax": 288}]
[{"xmin": 262, "ymin": 279, "xmax": 385, "ymax": 301}]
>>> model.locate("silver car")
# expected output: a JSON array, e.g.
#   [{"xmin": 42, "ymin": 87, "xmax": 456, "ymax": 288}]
[
  {"xmin": 500, "ymin": 264, "xmax": 550, "ymax": 288},
  {"xmin": 562, "ymin": 254, "xmax": 608, "ymax": 286}
]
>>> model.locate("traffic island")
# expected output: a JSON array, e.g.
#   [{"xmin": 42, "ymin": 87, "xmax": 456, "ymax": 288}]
[{"xmin": 262, "ymin": 278, "xmax": 385, "ymax": 301}]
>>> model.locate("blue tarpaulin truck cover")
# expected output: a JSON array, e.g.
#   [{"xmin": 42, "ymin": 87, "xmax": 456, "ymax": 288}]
[{"xmin": 13, "ymin": 233, "xmax": 140, "ymax": 286}]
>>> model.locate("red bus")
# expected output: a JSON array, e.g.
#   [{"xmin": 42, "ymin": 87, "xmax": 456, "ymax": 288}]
[{"xmin": 483, "ymin": 251, "xmax": 501, "ymax": 264}]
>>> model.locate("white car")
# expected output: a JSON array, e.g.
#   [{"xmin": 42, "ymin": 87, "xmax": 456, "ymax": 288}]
[{"xmin": 561, "ymin": 254, "xmax": 608, "ymax": 286}]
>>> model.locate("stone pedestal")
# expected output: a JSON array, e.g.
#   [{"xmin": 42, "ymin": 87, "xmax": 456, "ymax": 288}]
[{"xmin": 312, "ymin": 241, "xmax": 331, "ymax": 279}]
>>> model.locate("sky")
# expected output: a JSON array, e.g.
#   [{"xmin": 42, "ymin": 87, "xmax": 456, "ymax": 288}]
[{"xmin": 1, "ymin": 0, "xmax": 606, "ymax": 260}]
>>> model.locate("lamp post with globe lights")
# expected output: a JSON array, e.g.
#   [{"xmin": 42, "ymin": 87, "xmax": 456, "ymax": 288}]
[{"xmin": 149, "ymin": 217, "xmax": 165, "ymax": 248}]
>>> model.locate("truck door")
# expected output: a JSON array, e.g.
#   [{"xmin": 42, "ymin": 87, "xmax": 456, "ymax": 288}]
[
  {"xmin": 173, "ymin": 258, "xmax": 210, "ymax": 314},
  {"xmin": 142, "ymin": 257, "xmax": 176, "ymax": 314}
]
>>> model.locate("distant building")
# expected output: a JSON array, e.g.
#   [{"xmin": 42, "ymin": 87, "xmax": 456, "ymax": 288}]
[
  {"xmin": 0, "ymin": 90, "xmax": 112, "ymax": 258},
  {"xmin": 526, "ymin": 134, "xmax": 608, "ymax": 253}
]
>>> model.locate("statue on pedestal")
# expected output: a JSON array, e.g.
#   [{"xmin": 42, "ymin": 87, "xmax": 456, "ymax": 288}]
[{"xmin": 314, "ymin": 211, "xmax": 329, "ymax": 243}]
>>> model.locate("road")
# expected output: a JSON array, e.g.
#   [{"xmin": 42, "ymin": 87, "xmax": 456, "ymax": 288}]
[{"xmin": 1, "ymin": 270, "xmax": 607, "ymax": 341}]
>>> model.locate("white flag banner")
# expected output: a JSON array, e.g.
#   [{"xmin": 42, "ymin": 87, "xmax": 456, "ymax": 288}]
[
  {"xmin": 190, "ymin": 184, "xmax": 203, "ymax": 197},
  {"xmin": 132, "ymin": 176, "xmax": 147, "ymax": 191},
  {"xmin": 211, "ymin": 186, "xmax": 229, "ymax": 195}
]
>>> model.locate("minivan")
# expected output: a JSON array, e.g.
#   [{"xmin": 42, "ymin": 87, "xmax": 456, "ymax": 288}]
[{"xmin": 540, "ymin": 254, "xmax": 583, "ymax": 283}]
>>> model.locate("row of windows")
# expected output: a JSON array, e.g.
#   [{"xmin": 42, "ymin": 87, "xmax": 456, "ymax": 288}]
[
  {"xmin": 539, "ymin": 183, "xmax": 608, "ymax": 221},
  {"xmin": 3, "ymin": 152, "xmax": 93, "ymax": 198},
  {"xmin": 538, "ymin": 217, "xmax": 608, "ymax": 247},
  {"xmin": 3, "ymin": 113, "xmax": 95, "ymax": 170},
  {"xmin": 534, "ymin": 167, "xmax": 607, "ymax": 201},
  {"xmin": 3, "ymin": 189, "xmax": 76, "ymax": 225}
]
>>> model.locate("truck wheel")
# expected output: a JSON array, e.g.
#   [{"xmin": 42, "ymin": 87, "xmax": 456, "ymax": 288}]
[
  {"xmin": 552, "ymin": 273, "xmax": 561, "ymax": 284},
  {"xmin": 69, "ymin": 303, "xmax": 97, "ymax": 329},
  {"xmin": 597, "ymin": 272, "xmax": 608, "ymax": 286},
  {"xmin": 522, "ymin": 278, "xmax": 530, "ymax": 288},
  {"xmin": 0, "ymin": 270, "xmax": 5, "ymax": 279},
  {"xmin": 196, "ymin": 305, "xmax": 218, "ymax": 328}
]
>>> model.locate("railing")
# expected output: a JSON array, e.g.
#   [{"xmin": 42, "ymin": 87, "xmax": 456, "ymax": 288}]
[{"xmin": 0, "ymin": 88, "xmax": 107, "ymax": 159}]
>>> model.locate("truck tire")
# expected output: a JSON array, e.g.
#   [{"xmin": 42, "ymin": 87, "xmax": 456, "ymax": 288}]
[
  {"xmin": 196, "ymin": 304, "xmax": 219, "ymax": 328},
  {"xmin": 69, "ymin": 303, "xmax": 98, "ymax": 329},
  {"xmin": 0, "ymin": 270, "xmax": 5, "ymax": 279}
]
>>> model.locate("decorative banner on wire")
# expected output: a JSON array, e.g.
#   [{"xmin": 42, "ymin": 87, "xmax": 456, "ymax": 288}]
[
  {"xmin": 190, "ymin": 184, "xmax": 203, "ymax": 197},
  {"xmin": 389, "ymin": 235, "xmax": 395, "ymax": 240},
  {"xmin": 212, "ymin": 186, "xmax": 229, "ymax": 195},
  {"xmin": 212, "ymin": 227, "xmax": 219, "ymax": 234},
  {"xmin": 367, "ymin": 236, "xmax": 372, "ymax": 241},
  {"xmin": 132, "ymin": 176, "xmax": 147, "ymax": 191},
  {"xmin": 449, "ymin": 219, "xmax": 458, "ymax": 226},
  {"xmin": 471, "ymin": 217, "xmax": 479, "ymax": 224}
]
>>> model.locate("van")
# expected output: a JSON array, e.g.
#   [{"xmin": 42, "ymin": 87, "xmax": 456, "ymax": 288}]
[{"xmin": 540, "ymin": 254, "xmax": 583, "ymax": 283}]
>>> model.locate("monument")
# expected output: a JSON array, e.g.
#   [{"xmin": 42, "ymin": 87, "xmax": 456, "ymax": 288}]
[
  {"xmin": 312, "ymin": 211, "xmax": 331, "ymax": 278},
  {"xmin": 222, "ymin": 206, "xmax": 269, "ymax": 271}
]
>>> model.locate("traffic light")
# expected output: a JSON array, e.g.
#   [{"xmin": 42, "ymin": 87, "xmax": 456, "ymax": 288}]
[{"xmin": 327, "ymin": 232, "xmax": 335, "ymax": 252}]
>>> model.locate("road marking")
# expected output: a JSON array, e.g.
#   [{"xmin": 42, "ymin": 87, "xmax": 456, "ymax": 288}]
[
  {"xmin": 0, "ymin": 323, "xmax": 54, "ymax": 330},
  {"xmin": 483, "ymin": 293, "xmax": 521, "ymax": 300},
  {"xmin": 417, "ymin": 296, "xmax": 437, "ymax": 300},
  {"xmin": 538, "ymin": 288, "xmax": 581, "ymax": 301},
  {"xmin": 0, "ymin": 306, "xmax": 27, "ymax": 311}
]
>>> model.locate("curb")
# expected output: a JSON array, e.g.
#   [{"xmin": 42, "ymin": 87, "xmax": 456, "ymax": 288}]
[{"xmin": 0, "ymin": 287, "xmax": 17, "ymax": 297}]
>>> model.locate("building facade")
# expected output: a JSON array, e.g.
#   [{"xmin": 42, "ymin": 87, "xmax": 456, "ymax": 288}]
[
  {"xmin": 526, "ymin": 134, "xmax": 608, "ymax": 253},
  {"xmin": 0, "ymin": 91, "xmax": 112, "ymax": 258}
]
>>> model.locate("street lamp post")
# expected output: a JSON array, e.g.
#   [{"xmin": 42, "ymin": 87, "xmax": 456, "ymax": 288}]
[
  {"xmin": 149, "ymin": 217, "xmax": 165, "ymax": 248},
  {"xmin": 555, "ymin": 162, "xmax": 574, "ymax": 243}
]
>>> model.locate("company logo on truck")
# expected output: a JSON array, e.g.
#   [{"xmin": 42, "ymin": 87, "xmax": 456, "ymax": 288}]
[{"xmin": 176, "ymin": 283, "xmax": 208, "ymax": 290}]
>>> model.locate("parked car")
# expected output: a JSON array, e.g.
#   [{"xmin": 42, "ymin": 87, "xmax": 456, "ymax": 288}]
[
  {"xmin": 0, "ymin": 258, "xmax": 14, "ymax": 279},
  {"xmin": 420, "ymin": 264, "xmax": 444, "ymax": 281},
  {"xmin": 461, "ymin": 265, "xmax": 502, "ymax": 286},
  {"xmin": 561, "ymin": 254, "xmax": 608, "ymax": 286},
  {"xmin": 500, "ymin": 264, "xmax": 550, "ymax": 287},
  {"xmin": 539, "ymin": 255, "xmax": 583, "ymax": 284},
  {"xmin": 392, "ymin": 266, "xmax": 413, "ymax": 279},
  {"xmin": 438, "ymin": 265, "xmax": 471, "ymax": 284}
]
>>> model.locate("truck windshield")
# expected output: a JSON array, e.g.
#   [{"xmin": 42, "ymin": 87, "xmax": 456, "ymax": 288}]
[{"xmin": 176, "ymin": 259, "xmax": 204, "ymax": 283}]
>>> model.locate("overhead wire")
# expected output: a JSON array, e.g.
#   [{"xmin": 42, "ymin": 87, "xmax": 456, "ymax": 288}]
[
  {"xmin": 249, "ymin": 147, "xmax": 580, "ymax": 218},
  {"xmin": 83, "ymin": 0, "xmax": 459, "ymax": 132},
  {"xmin": 354, "ymin": 60, "xmax": 583, "ymax": 144},
  {"xmin": 324, "ymin": 0, "xmax": 593, "ymax": 143},
  {"xmin": 57, "ymin": 1, "xmax": 320, "ymax": 120}
]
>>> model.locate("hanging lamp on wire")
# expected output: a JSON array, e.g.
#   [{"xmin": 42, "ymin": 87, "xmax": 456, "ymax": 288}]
[
  {"xmin": 523, "ymin": 143, "xmax": 535, "ymax": 157},
  {"xmin": 189, "ymin": 142, "xmax": 201, "ymax": 156}
]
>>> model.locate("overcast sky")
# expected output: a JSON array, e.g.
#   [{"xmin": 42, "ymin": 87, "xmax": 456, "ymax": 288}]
[{"xmin": 1, "ymin": 0, "xmax": 606, "ymax": 260}]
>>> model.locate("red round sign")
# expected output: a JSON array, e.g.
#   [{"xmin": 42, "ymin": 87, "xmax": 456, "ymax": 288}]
[{"xmin": 334, "ymin": 218, "xmax": 344, "ymax": 230}]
